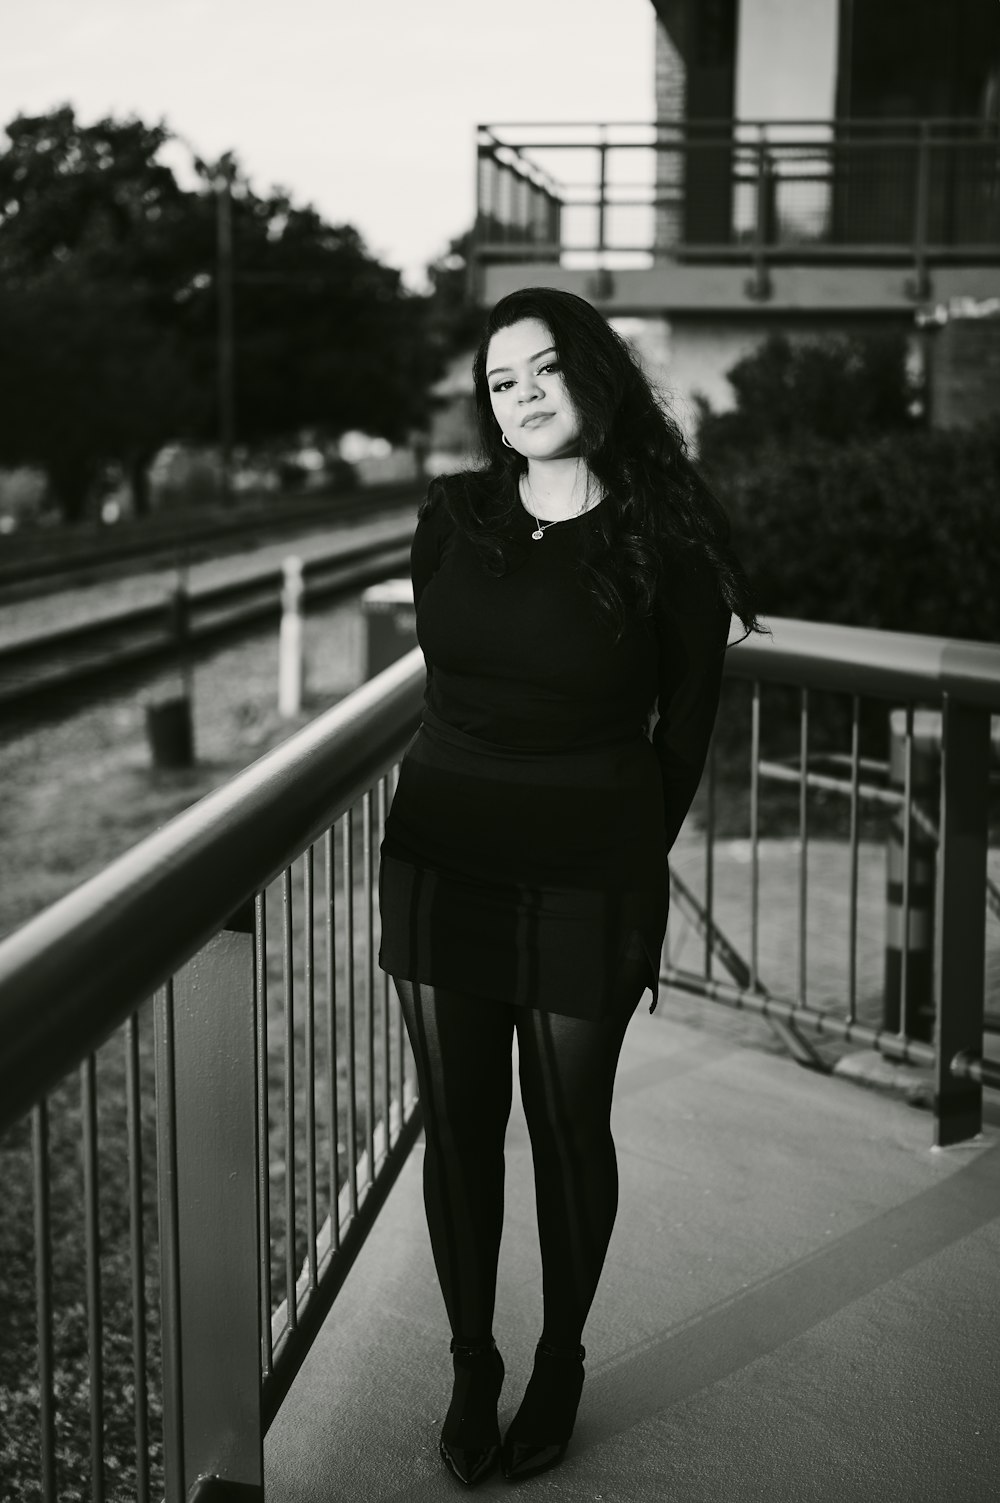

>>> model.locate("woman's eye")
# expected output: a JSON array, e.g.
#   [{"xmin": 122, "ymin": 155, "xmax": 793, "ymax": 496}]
[{"xmin": 490, "ymin": 363, "xmax": 559, "ymax": 393}]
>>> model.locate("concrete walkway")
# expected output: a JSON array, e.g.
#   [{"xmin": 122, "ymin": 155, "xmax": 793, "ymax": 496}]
[{"xmin": 264, "ymin": 998, "xmax": 1000, "ymax": 1503}]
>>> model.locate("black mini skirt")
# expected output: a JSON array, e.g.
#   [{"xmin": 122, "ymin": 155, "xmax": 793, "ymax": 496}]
[{"xmin": 377, "ymin": 708, "xmax": 669, "ymax": 1020}]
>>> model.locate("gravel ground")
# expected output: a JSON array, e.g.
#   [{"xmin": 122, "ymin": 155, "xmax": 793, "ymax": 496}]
[{"xmin": 0, "ymin": 591, "xmax": 372, "ymax": 941}]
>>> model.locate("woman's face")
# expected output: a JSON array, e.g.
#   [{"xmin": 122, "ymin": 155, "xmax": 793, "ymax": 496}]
[{"xmin": 485, "ymin": 317, "xmax": 582, "ymax": 460}]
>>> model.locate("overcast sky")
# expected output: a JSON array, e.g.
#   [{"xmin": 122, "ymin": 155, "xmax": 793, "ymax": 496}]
[{"xmin": 3, "ymin": 0, "xmax": 655, "ymax": 287}]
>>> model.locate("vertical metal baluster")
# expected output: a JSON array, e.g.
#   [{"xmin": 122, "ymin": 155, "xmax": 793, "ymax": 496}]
[
  {"xmin": 33, "ymin": 1098, "xmax": 57, "ymax": 1503},
  {"xmin": 81, "ymin": 1052, "xmax": 105, "ymax": 1503},
  {"xmin": 324, "ymin": 828, "xmax": 341, "ymax": 1250},
  {"xmin": 282, "ymin": 867, "xmax": 297, "ymax": 1329},
  {"xmin": 363, "ymin": 789, "xmax": 376, "ymax": 1180},
  {"xmin": 596, "ymin": 132, "xmax": 608, "ymax": 254},
  {"xmin": 663, "ymin": 882, "xmax": 671, "ymax": 972},
  {"xmin": 154, "ymin": 979, "xmax": 185, "ymax": 1497},
  {"xmin": 384, "ymin": 963, "xmax": 394, "ymax": 1142},
  {"xmin": 900, "ymin": 703, "xmax": 914, "ymax": 1037},
  {"xmin": 798, "ymin": 689, "xmax": 809, "ymax": 1003},
  {"xmin": 847, "ymin": 696, "xmax": 861, "ymax": 1024},
  {"xmin": 391, "ymin": 763, "xmax": 407, "ymax": 1113},
  {"xmin": 124, "ymin": 1013, "xmax": 149, "ymax": 1503},
  {"xmin": 397, "ymin": 969, "xmax": 407, "ymax": 1117},
  {"xmin": 343, "ymin": 809, "xmax": 359, "ymax": 1218},
  {"xmin": 749, "ymin": 682, "xmax": 761, "ymax": 991},
  {"xmin": 703, "ymin": 735, "xmax": 716, "ymax": 980},
  {"xmin": 483, "ymin": 144, "xmax": 494, "ymax": 238},
  {"xmin": 303, "ymin": 846, "xmax": 318, "ymax": 1291},
  {"xmin": 254, "ymin": 892, "xmax": 273, "ymax": 1375},
  {"xmin": 378, "ymin": 776, "xmax": 392, "ymax": 1143}
]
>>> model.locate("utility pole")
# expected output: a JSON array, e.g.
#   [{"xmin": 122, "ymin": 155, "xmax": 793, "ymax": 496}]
[{"xmin": 215, "ymin": 158, "xmax": 236, "ymax": 504}]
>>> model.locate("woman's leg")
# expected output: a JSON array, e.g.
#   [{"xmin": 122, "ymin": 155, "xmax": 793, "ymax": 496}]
[
  {"xmin": 514, "ymin": 952, "xmax": 649, "ymax": 1349},
  {"xmin": 392, "ymin": 978, "xmax": 515, "ymax": 1343}
]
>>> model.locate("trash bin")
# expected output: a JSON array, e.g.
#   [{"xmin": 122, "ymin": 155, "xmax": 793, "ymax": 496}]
[
  {"xmin": 361, "ymin": 579, "xmax": 417, "ymax": 679},
  {"xmin": 146, "ymin": 693, "xmax": 195, "ymax": 769}
]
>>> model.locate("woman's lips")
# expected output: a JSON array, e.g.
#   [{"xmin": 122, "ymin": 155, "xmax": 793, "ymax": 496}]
[{"xmin": 522, "ymin": 412, "xmax": 554, "ymax": 427}]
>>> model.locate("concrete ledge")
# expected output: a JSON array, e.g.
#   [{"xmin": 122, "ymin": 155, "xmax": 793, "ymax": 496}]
[{"xmin": 832, "ymin": 1047, "xmax": 935, "ymax": 1108}]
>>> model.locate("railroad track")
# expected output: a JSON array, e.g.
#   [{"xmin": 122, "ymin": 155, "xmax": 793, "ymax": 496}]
[
  {"xmin": 0, "ymin": 483, "xmax": 422, "ymax": 603},
  {"xmin": 0, "ymin": 519, "xmax": 415, "ymax": 723}
]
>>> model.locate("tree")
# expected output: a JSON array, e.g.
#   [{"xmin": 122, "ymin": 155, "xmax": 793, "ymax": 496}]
[
  {"xmin": 688, "ymin": 330, "xmax": 996, "ymax": 641},
  {"xmin": 0, "ymin": 106, "xmax": 203, "ymax": 518},
  {"xmin": 0, "ymin": 265, "xmax": 195, "ymax": 521},
  {"xmin": 424, "ymin": 228, "xmax": 483, "ymax": 358},
  {"xmin": 695, "ymin": 330, "xmax": 921, "ymax": 474},
  {"xmin": 197, "ymin": 196, "xmax": 435, "ymax": 446},
  {"xmin": 0, "ymin": 105, "xmax": 438, "ymax": 522}
]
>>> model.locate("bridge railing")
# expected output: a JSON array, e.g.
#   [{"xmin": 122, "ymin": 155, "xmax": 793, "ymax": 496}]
[
  {"xmin": 0, "ymin": 650, "xmax": 425, "ymax": 1501},
  {"xmin": 0, "ymin": 617, "xmax": 997, "ymax": 1498},
  {"xmin": 473, "ymin": 118, "xmax": 1000, "ymax": 297},
  {"xmin": 665, "ymin": 617, "xmax": 999, "ymax": 1144}
]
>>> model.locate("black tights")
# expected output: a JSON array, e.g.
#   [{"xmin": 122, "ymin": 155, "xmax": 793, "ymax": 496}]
[{"xmin": 393, "ymin": 960, "xmax": 646, "ymax": 1350}]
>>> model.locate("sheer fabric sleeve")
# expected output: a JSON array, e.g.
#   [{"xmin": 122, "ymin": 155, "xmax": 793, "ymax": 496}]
[{"xmin": 651, "ymin": 551, "xmax": 732, "ymax": 855}]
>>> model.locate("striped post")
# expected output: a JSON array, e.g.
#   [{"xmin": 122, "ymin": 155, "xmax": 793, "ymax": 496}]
[{"xmin": 883, "ymin": 708, "xmax": 939, "ymax": 1043}]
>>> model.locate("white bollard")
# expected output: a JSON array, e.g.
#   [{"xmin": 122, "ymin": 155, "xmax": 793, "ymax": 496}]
[{"xmin": 278, "ymin": 556, "xmax": 305, "ymax": 717}]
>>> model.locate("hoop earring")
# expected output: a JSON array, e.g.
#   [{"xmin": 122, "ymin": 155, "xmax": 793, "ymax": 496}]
[{"xmin": 501, "ymin": 432, "xmax": 514, "ymax": 449}]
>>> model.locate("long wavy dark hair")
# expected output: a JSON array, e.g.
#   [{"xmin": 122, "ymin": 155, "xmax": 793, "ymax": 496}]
[{"xmin": 441, "ymin": 286, "xmax": 762, "ymax": 645}]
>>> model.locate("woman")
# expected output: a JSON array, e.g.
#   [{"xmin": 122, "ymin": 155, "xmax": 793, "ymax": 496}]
[{"xmin": 378, "ymin": 286, "xmax": 760, "ymax": 1487}]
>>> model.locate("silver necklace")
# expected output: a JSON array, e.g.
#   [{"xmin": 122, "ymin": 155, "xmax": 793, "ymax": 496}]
[{"xmin": 520, "ymin": 472, "xmax": 593, "ymax": 541}]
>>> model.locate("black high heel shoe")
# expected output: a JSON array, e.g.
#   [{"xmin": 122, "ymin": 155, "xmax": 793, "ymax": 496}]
[
  {"xmin": 439, "ymin": 1336, "xmax": 505, "ymax": 1487},
  {"xmin": 500, "ymin": 1340, "xmax": 586, "ymax": 1482}
]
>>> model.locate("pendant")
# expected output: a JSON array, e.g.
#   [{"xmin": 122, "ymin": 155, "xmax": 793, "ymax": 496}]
[{"xmin": 531, "ymin": 528, "xmax": 544, "ymax": 541}]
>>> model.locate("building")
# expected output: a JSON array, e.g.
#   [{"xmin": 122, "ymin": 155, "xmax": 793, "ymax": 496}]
[{"xmin": 471, "ymin": 0, "xmax": 1000, "ymax": 435}]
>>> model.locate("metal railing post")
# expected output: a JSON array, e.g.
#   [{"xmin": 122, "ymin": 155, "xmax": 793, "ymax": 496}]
[
  {"xmin": 883, "ymin": 707, "xmax": 938, "ymax": 1041},
  {"xmin": 155, "ymin": 914, "xmax": 264, "ymax": 1500},
  {"xmin": 933, "ymin": 695, "xmax": 990, "ymax": 1147},
  {"xmin": 906, "ymin": 121, "xmax": 932, "ymax": 301},
  {"xmin": 745, "ymin": 126, "xmax": 773, "ymax": 301},
  {"xmin": 597, "ymin": 129, "xmax": 608, "ymax": 256}
]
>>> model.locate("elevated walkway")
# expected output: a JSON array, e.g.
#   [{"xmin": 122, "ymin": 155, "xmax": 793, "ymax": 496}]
[{"xmin": 265, "ymin": 997, "xmax": 1000, "ymax": 1503}]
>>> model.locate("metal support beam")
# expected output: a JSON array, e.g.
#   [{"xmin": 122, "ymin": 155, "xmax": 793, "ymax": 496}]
[
  {"xmin": 156, "ymin": 917, "xmax": 263, "ymax": 1501},
  {"xmin": 933, "ymin": 696, "xmax": 990, "ymax": 1146},
  {"xmin": 215, "ymin": 168, "xmax": 236, "ymax": 504}
]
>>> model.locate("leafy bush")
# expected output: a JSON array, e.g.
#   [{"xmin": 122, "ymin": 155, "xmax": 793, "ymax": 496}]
[
  {"xmin": 713, "ymin": 427, "xmax": 999, "ymax": 641},
  {"xmin": 696, "ymin": 330, "xmax": 920, "ymax": 465},
  {"xmin": 696, "ymin": 334, "xmax": 998, "ymax": 642}
]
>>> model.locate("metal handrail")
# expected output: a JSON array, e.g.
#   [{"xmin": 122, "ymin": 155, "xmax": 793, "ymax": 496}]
[
  {"xmin": 1, "ymin": 607, "xmax": 996, "ymax": 1491},
  {"xmin": 726, "ymin": 618, "xmax": 1000, "ymax": 709},
  {"xmin": 1, "ymin": 610, "xmax": 995, "ymax": 1496},
  {"xmin": 475, "ymin": 116, "xmax": 1000, "ymax": 281},
  {"xmin": 0, "ymin": 646, "xmax": 426, "ymax": 1136},
  {"xmin": 2, "ymin": 617, "xmax": 997, "ymax": 1137},
  {"xmin": 479, "ymin": 117, "xmax": 1000, "ymax": 130}
]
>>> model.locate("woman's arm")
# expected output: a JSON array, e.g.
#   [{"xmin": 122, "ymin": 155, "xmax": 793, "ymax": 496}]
[
  {"xmin": 411, "ymin": 479, "xmax": 450, "ymax": 609},
  {"xmin": 651, "ymin": 551, "xmax": 732, "ymax": 854}
]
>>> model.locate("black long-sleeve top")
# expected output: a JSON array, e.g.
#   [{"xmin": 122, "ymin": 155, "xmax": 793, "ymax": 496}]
[{"xmin": 411, "ymin": 474, "xmax": 732, "ymax": 854}]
